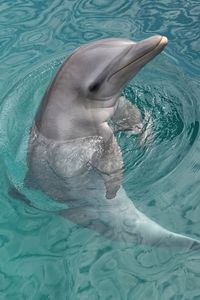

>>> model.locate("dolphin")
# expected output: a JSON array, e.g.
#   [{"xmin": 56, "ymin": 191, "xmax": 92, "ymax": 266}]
[{"xmin": 25, "ymin": 35, "xmax": 200, "ymax": 249}]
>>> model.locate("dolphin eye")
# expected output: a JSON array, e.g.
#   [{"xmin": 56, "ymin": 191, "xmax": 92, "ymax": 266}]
[{"xmin": 89, "ymin": 82, "xmax": 100, "ymax": 93}]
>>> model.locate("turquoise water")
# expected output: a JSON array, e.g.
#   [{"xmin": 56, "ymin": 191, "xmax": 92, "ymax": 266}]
[{"xmin": 0, "ymin": 0, "xmax": 200, "ymax": 299}]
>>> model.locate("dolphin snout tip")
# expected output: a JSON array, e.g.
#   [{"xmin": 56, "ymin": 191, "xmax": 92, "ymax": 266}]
[{"xmin": 160, "ymin": 36, "xmax": 168, "ymax": 46}]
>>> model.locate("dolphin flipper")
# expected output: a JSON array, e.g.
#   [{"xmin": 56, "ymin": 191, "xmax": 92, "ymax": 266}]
[
  {"xmin": 111, "ymin": 96, "xmax": 143, "ymax": 134},
  {"xmin": 111, "ymin": 96, "xmax": 153, "ymax": 144},
  {"xmin": 9, "ymin": 186, "xmax": 32, "ymax": 206}
]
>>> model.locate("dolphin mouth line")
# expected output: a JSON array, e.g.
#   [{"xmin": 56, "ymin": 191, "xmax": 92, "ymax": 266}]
[{"xmin": 109, "ymin": 36, "xmax": 168, "ymax": 80}]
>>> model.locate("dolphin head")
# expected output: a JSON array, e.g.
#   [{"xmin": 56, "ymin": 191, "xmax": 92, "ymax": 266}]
[
  {"xmin": 57, "ymin": 35, "xmax": 168, "ymax": 105},
  {"xmin": 36, "ymin": 36, "xmax": 168, "ymax": 138}
]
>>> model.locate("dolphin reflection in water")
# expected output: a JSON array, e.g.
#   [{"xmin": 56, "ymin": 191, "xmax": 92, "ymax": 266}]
[{"xmin": 22, "ymin": 36, "xmax": 200, "ymax": 250}]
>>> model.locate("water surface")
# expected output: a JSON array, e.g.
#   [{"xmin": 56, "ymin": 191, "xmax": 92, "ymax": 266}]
[{"xmin": 0, "ymin": 0, "xmax": 200, "ymax": 299}]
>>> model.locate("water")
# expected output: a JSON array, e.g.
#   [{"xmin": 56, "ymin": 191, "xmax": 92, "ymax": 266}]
[{"xmin": 0, "ymin": 0, "xmax": 200, "ymax": 299}]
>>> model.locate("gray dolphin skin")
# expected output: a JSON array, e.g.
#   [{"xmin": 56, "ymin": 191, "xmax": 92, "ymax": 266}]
[{"xmin": 27, "ymin": 35, "xmax": 200, "ymax": 249}]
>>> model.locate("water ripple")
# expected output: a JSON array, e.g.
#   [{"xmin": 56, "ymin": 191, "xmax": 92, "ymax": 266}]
[
  {"xmin": 0, "ymin": 0, "xmax": 200, "ymax": 299},
  {"xmin": 73, "ymin": 0, "xmax": 134, "ymax": 18}
]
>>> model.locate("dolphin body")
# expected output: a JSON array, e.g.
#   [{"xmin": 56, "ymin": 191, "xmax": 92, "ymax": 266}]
[{"xmin": 26, "ymin": 36, "xmax": 200, "ymax": 249}]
